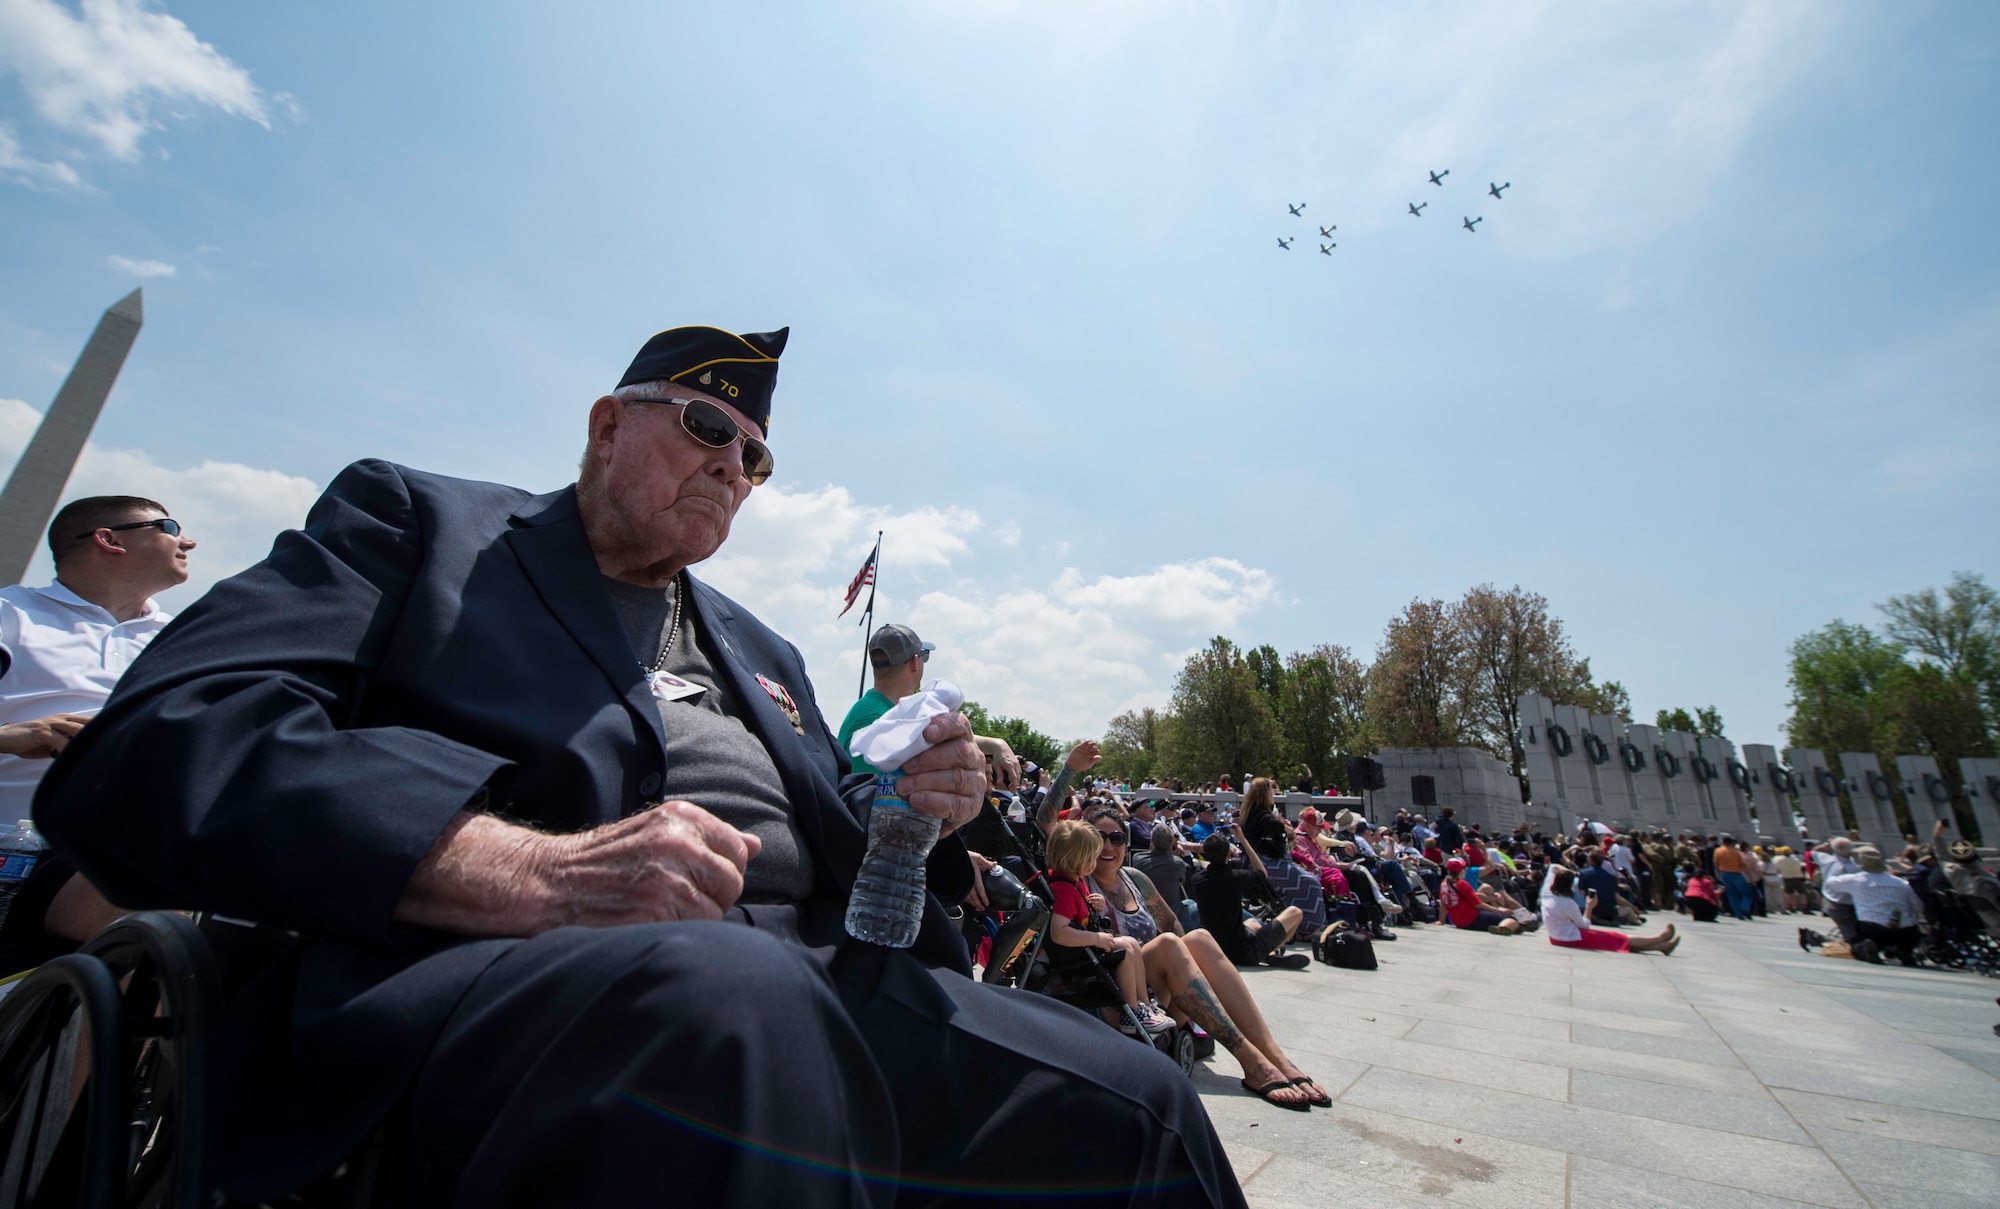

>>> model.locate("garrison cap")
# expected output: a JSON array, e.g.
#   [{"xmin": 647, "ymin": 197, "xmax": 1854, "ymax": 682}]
[{"xmin": 618, "ymin": 325, "xmax": 788, "ymax": 435}]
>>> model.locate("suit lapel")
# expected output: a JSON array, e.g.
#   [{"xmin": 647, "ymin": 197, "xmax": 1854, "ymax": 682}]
[
  {"xmin": 684, "ymin": 577, "xmax": 864, "ymax": 894},
  {"xmin": 503, "ymin": 488, "xmax": 668, "ymax": 763}
]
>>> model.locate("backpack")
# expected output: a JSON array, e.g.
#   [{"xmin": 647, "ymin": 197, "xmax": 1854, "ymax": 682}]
[{"xmin": 1314, "ymin": 922, "xmax": 1377, "ymax": 970}]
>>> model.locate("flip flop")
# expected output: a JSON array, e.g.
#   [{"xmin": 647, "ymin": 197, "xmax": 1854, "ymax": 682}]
[
  {"xmin": 1241, "ymin": 1078, "xmax": 1312, "ymax": 1112},
  {"xmin": 1288, "ymin": 1076, "xmax": 1333, "ymax": 1108}
]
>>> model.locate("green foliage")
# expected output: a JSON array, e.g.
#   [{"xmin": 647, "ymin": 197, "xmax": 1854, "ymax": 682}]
[
  {"xmin": 1367, "ymin": 597, "xmax": 1469, "ymax": 749},
  {"xmin": 1655, "ymin": 705, "xmax": 1724, "ymax": 737},
  {"xmin": 1277, "ymin": 644, "xmax": 1369, "ymax": 790},
  {"xmin": 1156, "ymin": 637, "xmax": 1281, "ymax": 784},
  {"xmin": 960, "ymin": 700, "xmax": 1064, "ymax": 769},
  {"xmin": 1878, "ymin": 571, "xmax": 2000, "ymax": 734},
  {"xmin": 1099, "ymin": 707, "xmax": 1164, "ymax": 786}
]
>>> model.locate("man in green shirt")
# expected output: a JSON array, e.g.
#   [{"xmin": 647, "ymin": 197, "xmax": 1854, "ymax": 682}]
[{"xmin": 836, "ymin": 622, "xmax": 934, "ymax": 775}]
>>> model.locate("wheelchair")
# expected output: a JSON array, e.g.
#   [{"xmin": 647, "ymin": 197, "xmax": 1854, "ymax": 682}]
[
  {"xmin": 0, "ymin": 912, "xmax": 385, "ymax": 1209},
  {"xmin": 977, "ymin": 872, "xmax": 1201, "ymax": 1077}
]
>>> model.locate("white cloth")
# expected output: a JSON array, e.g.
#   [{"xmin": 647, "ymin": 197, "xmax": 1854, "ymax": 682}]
[
  {"xmin": 0, "ymin": 581, "xmax": 171, "ymax": 817},
  {"xmin": 846, "ymin": 679, "xmax": 963, "ymax": 771},
  {"xmin": 1608, "ymin": 842, "xmax": 1636, "ymax": 879},
  {"xmin": 1539, "ymin": 867, "xmax": 1588, "ymax": 943}
]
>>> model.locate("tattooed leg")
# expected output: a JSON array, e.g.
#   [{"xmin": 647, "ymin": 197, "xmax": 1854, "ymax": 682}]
[{"xmin": 1167, "ymin": 977, "xmax": 1244, "ymax": 1050}]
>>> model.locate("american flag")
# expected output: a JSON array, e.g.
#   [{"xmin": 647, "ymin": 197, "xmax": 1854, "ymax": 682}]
[{"xmin": 838, "ymin": 545, "xmax": 877, "ymax": 617}]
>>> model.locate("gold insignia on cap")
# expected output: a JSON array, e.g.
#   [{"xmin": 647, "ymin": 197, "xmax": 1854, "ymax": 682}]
[{"xmin": 699, "ymin": 371, "xmax": 712, "ymax": 385}]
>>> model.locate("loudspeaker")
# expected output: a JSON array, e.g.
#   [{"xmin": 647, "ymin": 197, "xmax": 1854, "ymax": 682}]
[{"xmin": 1346, "ymin": 756, "xmax": 1387, "ymax": 792}]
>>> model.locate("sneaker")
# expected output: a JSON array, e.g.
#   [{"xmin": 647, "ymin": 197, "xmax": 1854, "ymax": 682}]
[
  {"xmin": 1380, "ymin": 900, "xmax": 1404, "ymax": 916},
  {"xmin": 1139, "ymin": 1004, "xmax": 1178, "ymax": 1034},
  {"xmin": 1264, "ymin": 952, "xmax": 1311, "ymax": 970}
]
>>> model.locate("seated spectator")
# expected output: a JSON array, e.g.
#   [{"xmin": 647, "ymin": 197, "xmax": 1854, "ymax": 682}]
[
  {"xmin": 1439, "ymin": 858, "xmax": 1521, "ymax": 934},
  {"xmin": 1042, "ymin": 820, "xmax": 1175, "ymax": 1035},
  {"xmin": 1081, "ymin": 812, "xmax": 1324, "ymax": 1111},
  {"xmin": 1541, "ymin": 868, "xmax": 1679, "ymax": 955},
  {"xmin": 1191, "ymin": 832, "xmax": 1306, "ymax": 968},
  {"xmin": 1289, "ymin": 809, "xmax": 1351, "ymax": 900},
  {"xmin": 1187, "ymin": 802, "xmax": 1220, "ymax": 843},
  {"xmin": 38, "ymin": 327, "xmax": 1238, "ymax": 1205},
  {"xmin": 1823, "ymin": 847, "xmax": 1928, "ymax": 966},
  {"xmin": 1577, "ymin": 852, "xmax": 1643, "ymax": 926},
  {"xmin": 1239, "ymin": 778, "xmax": 1325, "ymax": 934},
  {"xmin": 836, "ymin": 621, "xmax": 933, "ymax": 774},
  {"xmin": 0, "ymin": 494, "xmax": 198, "ymax": 974},
  {"xmin": 1473, "ymin": 877, "xmax": 1537, "ymax": 928},
  {"xmin": 1134, "ymin": 815, "xmax": 1200, "ymax": 931},
  {"xmin": 1683, "ymin": 865, "xmax": 1722, "ymax": 922}
]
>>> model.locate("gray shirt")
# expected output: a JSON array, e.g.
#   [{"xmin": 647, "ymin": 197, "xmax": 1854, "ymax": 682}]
[{"xmin": 602, "ymin": 577, "xmax": 812, "ymax": 903}]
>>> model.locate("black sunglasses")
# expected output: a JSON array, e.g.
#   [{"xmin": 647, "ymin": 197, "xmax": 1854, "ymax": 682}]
[
  {"xmin": 77, "ymin": 518, "xmax": 181, "ymax": 540},
  {"xmin": 1095, "ymin": 828, "xmax": 1128, "ymax": 848},
  {"xmin": 623, "ymin": 397, "xmax": 775, "ymax": 486}
]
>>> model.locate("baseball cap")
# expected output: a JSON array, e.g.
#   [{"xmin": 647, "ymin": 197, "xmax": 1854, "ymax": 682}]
[{"xmin": 868, "ymin": 623, "xmax": 935, "ymax": 668}]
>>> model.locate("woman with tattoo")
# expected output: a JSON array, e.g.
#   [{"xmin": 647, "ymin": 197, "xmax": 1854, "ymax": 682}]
[{"xmin": 1083, "ymin": 809, "xmax": 1328, "ymax": 1112}]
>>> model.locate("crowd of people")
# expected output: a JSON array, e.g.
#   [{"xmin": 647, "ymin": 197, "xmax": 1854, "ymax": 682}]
[{"xmin": 6, "ymin": 317, "xmax": 1999, "ymax": 1203}]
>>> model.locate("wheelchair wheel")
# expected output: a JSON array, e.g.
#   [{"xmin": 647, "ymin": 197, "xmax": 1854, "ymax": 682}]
[
  {"xmin": 80, "ymin": 912, "xmax": 223, "ymax": 1209},
  {"xmin": 0, "ymin": 954, "xmax": 127, "ymax": 1209}
]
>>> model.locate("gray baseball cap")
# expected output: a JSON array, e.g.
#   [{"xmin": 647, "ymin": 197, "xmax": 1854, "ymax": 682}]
[{"xmin": 868, "ymin": 623, "xmax": 935, "ymax": 668}]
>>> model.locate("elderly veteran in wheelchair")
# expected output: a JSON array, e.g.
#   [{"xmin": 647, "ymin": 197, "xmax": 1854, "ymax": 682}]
[{"xmin": 32, "ymin": 326, "xmax": 1243, "ymax": 1208}]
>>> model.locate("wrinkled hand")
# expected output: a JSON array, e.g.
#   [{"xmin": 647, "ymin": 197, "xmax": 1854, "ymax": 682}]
[
  {"xmin": 900, "ymin": 711, "xmax": 984, "ymax": 835},
  {"xmin": 965, "ymin": 850, "xmax": 996, "ymax": 909},
  {"xmin": 1065, "ymin": 739, "xmax": 1102, "ymax": 773},
  {"xmin": 532, "ymin": 800, "xmax": 762, "ymax": 929},
  {"xmin": 0, "ymin": 713, "xmax": 91, "ymax": 759}
]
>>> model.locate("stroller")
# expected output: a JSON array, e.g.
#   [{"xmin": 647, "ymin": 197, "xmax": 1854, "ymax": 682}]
[{"xmin": 978, "ymin": 861, "xmax": 1202, "ymax": 1076}]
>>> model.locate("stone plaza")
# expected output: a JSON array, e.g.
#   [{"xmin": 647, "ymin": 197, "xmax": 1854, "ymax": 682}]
[{"xmin": 1197, "ymin": 914, "xmax": 2000, "ymax": 1208}]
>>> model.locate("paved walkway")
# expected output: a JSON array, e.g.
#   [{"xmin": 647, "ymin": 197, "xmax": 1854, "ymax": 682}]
[{"xmin": 1196, "ymin": 913, "xmax": 2000, "ymax": 1209}]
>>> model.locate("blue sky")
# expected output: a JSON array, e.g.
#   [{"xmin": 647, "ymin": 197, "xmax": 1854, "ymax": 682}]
[{"xmin": 1, "ymin": 0, "xmax": 1995, "ymax": 744}]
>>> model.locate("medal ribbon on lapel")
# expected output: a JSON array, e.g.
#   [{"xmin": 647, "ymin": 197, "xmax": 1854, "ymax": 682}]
[{"xmin": 755, "ymin": 673, "xmax": 806, "ymax": 735}]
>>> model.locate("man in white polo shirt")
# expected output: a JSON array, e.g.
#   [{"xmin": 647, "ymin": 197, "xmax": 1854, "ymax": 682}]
[{"xmin": 0, "ymin": 494, "xmax": 195, "ymax": 960}]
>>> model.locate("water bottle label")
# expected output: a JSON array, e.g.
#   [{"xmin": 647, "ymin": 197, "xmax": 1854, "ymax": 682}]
[
  {"xmin": 0, "ymin": 854, "xmax": 37, "ymax": 882},
  {"xmin": 873, "ymin": 772, "xmax": 908, "ymax": 811}
]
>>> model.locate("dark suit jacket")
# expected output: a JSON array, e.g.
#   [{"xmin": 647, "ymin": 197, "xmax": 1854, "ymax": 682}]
[{"xmin": 35, "ymin": 460, "xmax": 972, "ymax": 1196}]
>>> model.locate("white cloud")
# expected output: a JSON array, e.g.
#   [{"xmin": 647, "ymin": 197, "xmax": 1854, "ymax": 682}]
[
  {"xmin": 701, "ymin": 481, "xmax": 1276, "ymax": 738},
  {"xmin": 0, "ymin": 122, "xmax": 81, "ymax": 188},
  {"xmin": 0, "ymin": 0, "xmax": 271, "ymax": 160},
  {"xmin": 0, "ymin": 399, "xmax": 321, "ymax": 605},
  {"xmin": 105, "ymin": 253, "xmax": 173, "ymax": 277}
]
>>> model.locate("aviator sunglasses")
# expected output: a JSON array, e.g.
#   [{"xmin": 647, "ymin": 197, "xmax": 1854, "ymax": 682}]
[
  {"xmin": 76, "ymin": 517, "xmax": 182, "ymax": 540},
  {"xmin": 623, "ymin": 396, "xmax": 775, "ymax": 486}
]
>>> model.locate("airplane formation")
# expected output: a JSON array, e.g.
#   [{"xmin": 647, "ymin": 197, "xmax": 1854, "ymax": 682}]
[{"xmin": 1278, "ymin": 167, "xmax": 1513, "ymax": 256}]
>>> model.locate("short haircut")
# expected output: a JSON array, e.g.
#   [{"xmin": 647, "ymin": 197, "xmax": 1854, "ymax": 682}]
[
  {"xmin": 1201, "ymin": 834, "xmax": 1231, "ymax": 865},
  {"xmin": 47, "ymin": 495, "xmax": 166, "ymax": 564},
  {"xmin": 1046, "ymin": 819, "xmax": 1104, "ymax": 877},
  {"xmin": 1151, "ymin": 823, "xmax": 1177, "ymax": 854}
]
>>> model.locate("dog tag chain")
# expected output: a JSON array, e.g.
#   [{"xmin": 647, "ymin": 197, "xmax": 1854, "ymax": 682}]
[{"xmin": 642, "ymin": 574, "xmax": 706, "ymax": 704}]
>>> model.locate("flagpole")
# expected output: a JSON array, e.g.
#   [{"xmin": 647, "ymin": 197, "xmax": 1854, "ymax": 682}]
[{"xmin": 856, "ymin": 530, "xmax": 881, "ymax": 699}]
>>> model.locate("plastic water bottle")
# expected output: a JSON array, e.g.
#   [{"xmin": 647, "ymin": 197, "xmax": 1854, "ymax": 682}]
[
  {"xmin": 0, "ymin": 820, "xmax": 47, "ymax": 931},
  {"xmin": 844, "ymin": 773, "xmax": 942, "ymax": 948}
]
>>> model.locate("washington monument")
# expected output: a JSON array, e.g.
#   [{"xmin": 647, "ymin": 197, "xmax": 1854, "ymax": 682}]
[{"xmin": 0, "ymin": 289, "xmax": 144, "ymax": 585}]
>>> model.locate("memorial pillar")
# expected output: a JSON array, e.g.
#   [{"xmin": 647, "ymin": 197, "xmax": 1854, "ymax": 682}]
[
  {"xmin": 1785, "ymin": 748, "xmax": 1848, "ymax": 844},
  {"xmin": 1699, "ymin": 736, "xmax": 1756, "ymax": 835},
  {"xmin": 1659, "ymin": 731, "xmax": 1708, "ymax": 828},
  {"xmin": 1956, "ymin": 757, "xmax": 2000, "ymax": 849},
  {"xmin": 1587, "ymin": 713, "xmax": 1638, "ymax": 829},
  {"xmin": 1741, "ymin": 743, "xmax": 1804, "ymax": 849},
  {"xmin": 1517, "ymin": 692, "xmax": 1572, "ymax": 834},
  {"xmin": 1837, "ymin": 752, "xmax": 1903, "ymax": 849},
  {"xmin": 1624, "ymin": 723, "xmax": 1675, "ymax": 831},
  {"xmin": 1895, "ymin": 755, "xmax": 1955, "ymax": 837}
]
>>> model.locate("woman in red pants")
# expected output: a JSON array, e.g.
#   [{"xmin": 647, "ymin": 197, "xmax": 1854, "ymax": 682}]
[{"xmin": 1541, "ymin": 866, "xmax": 1680, "ymax": 954}]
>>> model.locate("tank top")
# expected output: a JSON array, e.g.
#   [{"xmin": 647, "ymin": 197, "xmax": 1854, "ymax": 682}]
[{"xmin": 1097, "ymin": 869, "xmax": 1159, "ymax": 943}]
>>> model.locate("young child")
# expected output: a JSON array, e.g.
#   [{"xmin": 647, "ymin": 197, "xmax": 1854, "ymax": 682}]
[{"xmin": 1042, "ymin": 820, "xmax": 1174, "ymax": 1036}]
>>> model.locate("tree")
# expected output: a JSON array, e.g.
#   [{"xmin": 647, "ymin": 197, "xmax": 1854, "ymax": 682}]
[
  {"xmin": 1783, "ymin": 621, "xmax": 1905, "ymax": 758},
  {"xmin": 1277, "ymin": 644, "xmax": 1369, "ymax": 790},
  {"xmin": 1099, "ymin": 707, "xmax": 1164, "ymax": 786},
  {"xmin": 1366, "ymin": 598, "xmax": 1470, "ymax": 748},
  {"xmin": 1452, "ymin": 584, "xmax": 1626, "ymax": 792},
  {"xmin": 1156, "ymin": 637, "xmax": 1280, "ymax": 784},
  {"xmin": 1878, "ymin": 571, "xmax": 2000, "ymax": 739},
  {"xmin": 1654, "ymin": 706, "xmax": 1724, "ymax": 738},
  {"xmin": 1245, "ymin": 644, "xmax": 1286, "ymax": 712},
  {"xmin": 960, "ymin": 701, "xmax": 1063, "ymax": 769}
]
